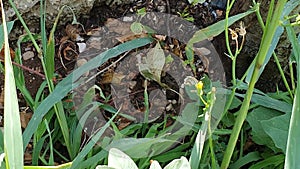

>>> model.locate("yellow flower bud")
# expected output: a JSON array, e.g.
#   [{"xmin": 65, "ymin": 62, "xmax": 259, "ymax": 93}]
[{"xmin": 195, "ymin": 81, "xmax": 203, "ymax": 90}]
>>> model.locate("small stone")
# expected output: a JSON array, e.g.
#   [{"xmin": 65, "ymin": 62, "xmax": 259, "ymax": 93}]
[
  {"xmin": 77, "ymin": 42, "xmax": 87, "ymax": 53},
  {"xmin": 22, "ymin": 51, "xmax": 35, "ymax": 60}
]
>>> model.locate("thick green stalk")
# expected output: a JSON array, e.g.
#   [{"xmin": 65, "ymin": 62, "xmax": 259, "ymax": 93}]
[
  {"xmin": 220, "ymin": 0, "xmax": 287, "ymax": 168},
  {"xmin": 253, "ymin": 1, "xmax": 293, "ymax": 99}
]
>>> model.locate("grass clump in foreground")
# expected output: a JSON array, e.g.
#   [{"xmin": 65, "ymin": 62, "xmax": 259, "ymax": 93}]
[{"xmin": 0, "ymin": 0, "xmax": 300, "ymax": 168}]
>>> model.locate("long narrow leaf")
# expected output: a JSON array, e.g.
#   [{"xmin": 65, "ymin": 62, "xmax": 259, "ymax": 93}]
[
  {"xmin": 1, "ymin": 1, "xmax": 24, "ymax": 168},
  {"xmin": 188, "ymin": 9, "xmax": 254, "ymax": 44},
  {"xmin": 0, "ymin": 21, "xmax": 14, "ymax": 50},
  {"xmin": 284, "ymin": 24, "xmax": 300, "ymax": 169}
]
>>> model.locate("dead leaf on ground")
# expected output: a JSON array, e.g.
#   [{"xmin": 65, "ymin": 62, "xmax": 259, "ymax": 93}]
[{"xmin": 20, "ymin": 109, "xmax": 32, "ymax": 129}]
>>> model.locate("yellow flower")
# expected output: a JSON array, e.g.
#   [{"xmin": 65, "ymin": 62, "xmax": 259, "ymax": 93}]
[{"xmin": 195, "ymin": 81, "xmax": 203, "ymax": 90}]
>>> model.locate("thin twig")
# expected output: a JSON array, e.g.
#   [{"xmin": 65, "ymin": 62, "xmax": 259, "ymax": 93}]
[{"xmin": 0, "ymin": 59, "xmax": 45, "ymax": 79}]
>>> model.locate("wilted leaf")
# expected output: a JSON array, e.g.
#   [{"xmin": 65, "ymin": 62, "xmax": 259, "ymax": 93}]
[{"xmin": 139, "ymin": 43, "xmax": 165, "ymax": 83}]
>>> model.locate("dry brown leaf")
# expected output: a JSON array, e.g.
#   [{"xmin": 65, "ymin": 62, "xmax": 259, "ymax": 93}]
[
  {"xmin": 105, "ymin": 18, "xmax": 132, "ymax": 35},
  {"xmin": 65, "ymin": 24, "xmax": 81, "ymax": 41},
  {"xmin": 0, "ymin": 46, "xmax": 15, "ymax": 61},
  {"xmin": 20, "ymin": 110, "xmax": 32, "ymax": 129}
]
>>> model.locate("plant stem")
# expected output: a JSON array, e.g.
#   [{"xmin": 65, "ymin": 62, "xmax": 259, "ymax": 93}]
[
  {"xmin": 253, "ymin": 1, "xmax": 293, "ymax": 99},
  {"xmin": 8, "ymin": 0, "xmax": 42, "ymax": 56},
  {"xmin": 273, "ymin": 53, "xmax": 293, "ymax": 99},
  {"xmin": 220, "ymin": 0, "xmax": 287, "ymax": 168}
]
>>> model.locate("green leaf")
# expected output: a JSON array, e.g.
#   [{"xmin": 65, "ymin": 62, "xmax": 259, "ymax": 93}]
[
  {"xmin": 137, "ymin": 8, "xmax": 146, "ymax": 17},
  {"xmin": 106, "ymin": 137, "xmax": 176, "ymax": 158},
  {"xmin": 44, "ymin": 35, "xmax": 55, "ymax": 79},
  {"xmin": 130, "ymin": 22, "xmax": 144, "ymax": 34},
  {"xmin": 188, "ymin": 9, "xmax": 254, "ymax": 44},
  {"xmin": 1, "ymin": 4, "xmax": 24, "ymax": 168},
  {"xmin": 285, "ymin": 19, "xmax": 300, "ymax": 168},
  {"xmin": 249, "ymin": 154, "xmax": 284, "ymax": 169},
  {"xmin": 107, "ymin": 148, "xmax": 138, "ymax": 169},
  {"xmin": 229, "ymin": 152, "xmax": 261, "ymax": 169},
  {"xmin": 139, "ymin": 42, "xmax": 165, "ymax": 83},
  {"xmin": 164, "ymin": 156, "xmax": 191, "ymax": 169},
  {"xmin": 246, "ymin": 107, "xmax": 282, "ymax": 152},
  {"xmin": 261, "ymin": 113, "xmax": 290, "ymax": 153},
  {"xmin": 153, "ymin": 143, "xmax": 190, "ymax": 163},
  {"xmin": 0, "ymin": 21, "xmax": 14, "ymax": 49},
  {"xmin": 235, "ymin": 92, "xmax": 292, "ymax": 113}
]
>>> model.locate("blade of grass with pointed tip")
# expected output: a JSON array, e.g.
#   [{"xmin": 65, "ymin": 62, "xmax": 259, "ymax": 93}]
[
  {"xmin": 1, "ymin": 1, "xmax": 24, "ymax": 168},
  {"xmin": 284, "ymin": 24, "xmax": 300, "ymax": 169},
  {"xmin": 71, "ymin": 112, "xmax": 119, "ymax": 169}
]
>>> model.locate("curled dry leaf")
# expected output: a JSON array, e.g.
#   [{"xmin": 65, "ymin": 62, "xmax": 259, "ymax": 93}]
[
  {"xmin": 65, "ymin": 24, "xmax": 82, "ymax": 41},
  {"xmin": 63, "ymin": 46, "xmax": 78, "ymax": 61},
  {"xmin": 0, "ymin": 46, "xmax": 15, "ymax": 61}
]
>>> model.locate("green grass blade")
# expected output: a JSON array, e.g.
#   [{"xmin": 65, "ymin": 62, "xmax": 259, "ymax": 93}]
[
  {"xmin": 229, "ymin": 152, "xmax": 261, "ymax": 169},
  {"xmin": 0, "ymin": 21, "xmax": 14, "ymax": 49},
  {"xmin": 22, "ymin": 37, "xmax": 153, "ymax": 152},
  {"xmin": 249, "ymin": 154, "xmax": 284, "ymax": 169},
  {"xmin": 32, "ymin": 135, "xmax": 47, "ymax": 165},
  {"xmin": 44, "ymin": 120, "xmax": 54, "ymax": 165},
  {"xmin": 70, "ymin": 113, "xmax": 119, "ymax": 169},
  {"xmin": 1, "ymin": 2, "xmax": 24, "ymax": 168},
  {"xmin": 284, "ymin": 23, "xmax": 300, "ymax": 169}
]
